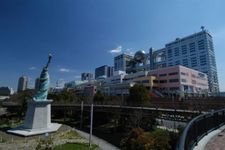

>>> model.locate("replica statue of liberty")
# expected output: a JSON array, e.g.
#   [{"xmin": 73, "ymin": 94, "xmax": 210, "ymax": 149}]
[
  {"xmin": 33, "ymin": 54, "xmax": 52, "ymax": 101},
  {"xmin": 7, "ymin": 53, "xmax": 61, "ymax": 136}
]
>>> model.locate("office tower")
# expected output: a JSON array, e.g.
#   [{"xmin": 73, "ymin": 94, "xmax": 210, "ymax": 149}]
[
  {"xmin": 108, "ymin": 66, "xmax": 114, "ymax": 77},
  {"xmin": 17, "ymin": 76, "xmax": 28, "ymax": 92},
  {"xmin": 0, "ymin": 87, "xmax": 14, "ymax": 96},
  {"xmin": 114, "ymin": 53, "xmax": 133, "ymax": 72},
  {"xmin": 95, "ymin": 65, "xmax": 109, "ymax": 79},
  {"xmin": 151, "ymin": 27, "xmax": 219, "ymax": 93},
  {"xmin": 81, "ymin": 73, "xmax": 93, "ymax": 81}
]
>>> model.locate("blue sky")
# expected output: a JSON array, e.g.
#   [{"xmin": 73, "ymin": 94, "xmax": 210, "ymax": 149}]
[{"xmin": 0, "ymin": 0, "xmax": 225, "ymax": 91}]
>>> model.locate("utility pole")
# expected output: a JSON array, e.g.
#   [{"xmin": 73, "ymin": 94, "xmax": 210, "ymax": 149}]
[
  {"xmin": 89, "ymin": 104, "xmax": 93, "ymax": 147},
  {"xmin": 121, "ymin": 88, "xmax": 124, "ymax": 106},
  {"xmin": 172, "ymin": 91, "xmax": 176, "ymax": 131},
  {"xmin": 80, "ymin": 101, "xmax": 84, "ymax": 129}
]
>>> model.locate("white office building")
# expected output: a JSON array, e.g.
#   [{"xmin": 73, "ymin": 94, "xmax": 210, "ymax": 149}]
[{"xmin": 150, "ymin": 27, "xmax": 219, "ymax": 93}]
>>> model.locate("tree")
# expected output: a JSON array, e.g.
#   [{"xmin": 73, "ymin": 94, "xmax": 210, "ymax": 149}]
[
  {"xmin": 48, "ymin": 90, "xmax": 78, "ymax": 103},
  {"xmin": 120, "ymin": 128, "xmax": 145, "ymax": 150},
  {"xmin": 121, "ymin": 128, "xmax": 171, "ymax": 150},
  {"xmin": 93, "ymin": 91, "xmax": 105, "ymax": 103},
  {"xmin": 151, "ymin": 129, "xmax": 171, "ymax": 150},
  {"xmin": 15, "ymin": 90, "xmax": 34, "ymax": 117},
  {"xmin": 127, "ymin": 85, "xmax": 150, "ymax": 106}
]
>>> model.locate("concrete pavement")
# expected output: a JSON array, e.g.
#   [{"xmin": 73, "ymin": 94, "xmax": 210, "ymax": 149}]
[
  {"xmin": 193, "ymin": 125, "xmax": 225, "ymax": 150},
  {"xmin": 75, "ymin": 128, "xmax": 120, "ymax": 150}
]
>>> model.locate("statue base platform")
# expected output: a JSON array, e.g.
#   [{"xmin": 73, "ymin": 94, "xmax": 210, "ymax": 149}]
[{"xmin": 8, "ymin": 100, "xmax": 61, "ymax": 136}]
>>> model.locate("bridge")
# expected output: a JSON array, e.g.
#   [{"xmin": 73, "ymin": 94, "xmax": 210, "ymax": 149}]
[{"xmin": 2, "ymin": 102, "xmax": 205, "ymax": 123}]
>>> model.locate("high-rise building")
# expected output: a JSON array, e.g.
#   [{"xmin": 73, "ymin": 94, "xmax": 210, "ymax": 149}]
[
  {"xmin": 35, "ymin": 78, "xmax": 40, "ymax": 90},
  {"xmin": 114, "ymin": 53, "xmax": 133, "ymax": 72},
  {"xmin": 107, "ymin": 66, "xmax": 114, "ymax": 77},
  {"xmin": 95, "ymin": 65, "xmax": 109, "ymax": 79},
  {"xmin": 56, "ymin": 79, "xmax": 65, "ymax": 88},
  {"xmin": 81, "ymin": 73, "xmax": 93, "ymax": 81},
  {"xmin": 150, "ymin": 27, "xmax": 219, "ymax": 93},
  {"xmin": 0, "ymin": 87, "xmax": 14, "ymax": 96},
  {"xmin": 17, "ymin": 76, "xmax": 28, "ymax": 92}
]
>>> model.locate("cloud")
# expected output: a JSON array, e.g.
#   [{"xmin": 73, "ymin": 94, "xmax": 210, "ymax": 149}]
[
  {"xmin": 108, "ymin": 46, "xmax": 122, "ymax": 54},
  {"xmin": 124, "ymin": 48, "xmax": 135, "ymax": 55},
  {"xmin": 58, "ymin": 68, "xmax": 73, "ymax": 73},
  {"xmin": 29, "ymin": 66, "xmax": 37, "ymax": 70}
]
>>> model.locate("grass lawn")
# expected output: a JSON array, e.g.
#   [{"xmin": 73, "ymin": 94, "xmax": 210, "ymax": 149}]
[
  {"xmin": 54, "ymin": 143, "xmax": 99, "ymax": 150},
  {"xmin": 59, "ymin": 130, "xmax": 82, "ymax": 139}
]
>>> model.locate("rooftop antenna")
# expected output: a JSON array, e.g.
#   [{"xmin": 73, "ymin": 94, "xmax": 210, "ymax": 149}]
[{"xmin": 201, "ymin": 26, "xmax": 205, "ymax": 31}]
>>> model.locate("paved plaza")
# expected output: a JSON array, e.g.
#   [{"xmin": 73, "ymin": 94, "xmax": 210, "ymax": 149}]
[{"xmin": 205, "ymin": 129, "xmax": 225, "ymax": 150}]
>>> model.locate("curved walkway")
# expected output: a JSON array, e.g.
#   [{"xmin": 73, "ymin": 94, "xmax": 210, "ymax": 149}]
[
  {"xmin": 193, "ymin": 125, "xmax": 225, "ymax": 150},
  {"xmin": 205, "ymin": 127, "xmax": 225, "ymax": 150},
  {"xmin": 74, "ymin": 128, "xmax": 120, "ymax": 150}
]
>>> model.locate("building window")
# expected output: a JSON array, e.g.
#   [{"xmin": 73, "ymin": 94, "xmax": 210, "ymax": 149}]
[
  {"xmin": 168, "ymin": 62, "xmax": 173, "ymax": 66},
  {"xmin": 169, "ymin": 79, "xmax": 179, "ymax": 83},
  {"xmin": 200, "ymin": 55, "xmax": 207, "ymax": 66},
  {"xmin": 153, "ymin": 80, "xmax": 158, "ymax": 83},
  {"xmin": 181, "ymin": 72, "xmax": 188, "ymax": 76},
  {"xmin": 170, "ymin": 87, "xmax": 179, "ymax": 90},
  {"xmin": 142, "ymin": 80, "xmax": 150, "ymax": 83},
  {"xmin": 174, "ymin": 47, "xmax": 180, "ymax": 56},
  {"xmin": 159, "ymin": 80, "xmax": 167, "ymax": 83},
  {"xmin": 198, "ymin": 73, "xmax": 205, "ymax": 78},
  {"xmin": 209, "ymin": 40, "xmax": 214, "ymax": 52},
  {"xmin": 159, "ymin": 74, "xmax": 167, "ymax": 77},
  {"xmin": 175, "ymin": 60, "xmax": 180, "ymax": 65},
  {"xmin": 198, "ymin": 39, "xmax": 205, "ymax": 50},
  {"xmin": 167, "ymin": 49, "xmax": 173, "ymax": 58},
  {"xmin": 181, "ymin": 45, "xmax": 187, "ymax": 55},
  {"xmin": 192, "ymin": 80, "xmax": 196, "ymax": 84},
  {"xmin": 182, "ymin": 59, "xmax": 188, "ymax": 67},
  {"xmin": 190, "ymin": 53, "xmax": 196, "ymax": 56},
  {"xmin": 181, "ymin": 79, "xmax": 187, "ymax": 82},
  {"xmin": 191, "ymin": 57, "xmax": 197, "ymax": 67},
  {"xmin": 189, "ymin": 42, "xmax": 196, "ymax": 53},
  {"xmin": 162, "ymin": 63, "xmax": 167, "ymax": 68},
  {"xmin": 169, "ymin": 72, "xmax": 178, "ymax": 76},
  {"xmin": 210, "ymin": 55, "xmax": 216, "ymax": 67}
]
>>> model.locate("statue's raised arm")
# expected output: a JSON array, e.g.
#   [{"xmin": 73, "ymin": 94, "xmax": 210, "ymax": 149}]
[
  {"xmin": 33, "ymin": 54, "xmax": 52, "ymax": 101},
  {"xmin": 45, "ymin": 54, "xmax": 52, "ymax": 69}
]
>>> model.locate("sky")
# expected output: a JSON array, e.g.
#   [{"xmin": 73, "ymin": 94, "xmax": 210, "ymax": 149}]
[{"xmin": 0, "ymin": 0, "xmax": 225, "ymax": 91}]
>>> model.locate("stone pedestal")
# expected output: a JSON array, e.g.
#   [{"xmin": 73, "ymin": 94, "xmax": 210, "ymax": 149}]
[{"xmin": 8, "ymin": 100, "xmax": 61, "ymax": 136}]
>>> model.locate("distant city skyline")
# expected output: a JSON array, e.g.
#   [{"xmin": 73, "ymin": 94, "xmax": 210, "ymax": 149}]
[{"xmin": 0, "ymin": 0, "xmax": 225, "ymax": 91}]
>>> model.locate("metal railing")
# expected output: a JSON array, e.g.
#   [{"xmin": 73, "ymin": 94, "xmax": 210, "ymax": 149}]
[{"xmin": 177, "ymin": 108, "xmax": 225, "ymax": 150}]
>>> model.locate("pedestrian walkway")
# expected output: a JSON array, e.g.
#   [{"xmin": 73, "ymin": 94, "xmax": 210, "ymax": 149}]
[
  {"xmin": 75, "ymin": 128, "xmax": 120, "ymax": 150},
  {"xmin": 193, "ymin": 125, "xmax": 225, "ymax": 150},
  {"xmin": 204, "ymin": 126, "xmax": 225, "ymax": 150}
]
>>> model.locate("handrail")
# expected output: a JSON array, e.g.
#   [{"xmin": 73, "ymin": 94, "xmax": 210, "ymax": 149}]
[{"xmin": 177, "ymin": 108, "xmax": 225, "ymax": 150}]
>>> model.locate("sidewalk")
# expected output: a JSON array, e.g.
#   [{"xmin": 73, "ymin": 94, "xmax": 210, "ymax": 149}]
[
  {"xmin": 193, "ymin": 125, "xmax": 225, "ymax": 150},
  {"xmin": 75, "ymin": 128, "xmax": 120, "ymax": 150},
  {"xmin": 204, "ymin": 126, "xmax": 225, "ymax": 150}
]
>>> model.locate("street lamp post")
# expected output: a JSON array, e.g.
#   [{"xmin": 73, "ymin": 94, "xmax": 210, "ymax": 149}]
[
  {"xmin": 89, "ymin": 104, "xmax": 93, "ymax": 147},
  {"xmin": 80, "ymin": 101, "xmax": 84, "ymax": 129},
  {"xmin": 171, "ymin": 91, "xmax": 176, "ymax": 131}
]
